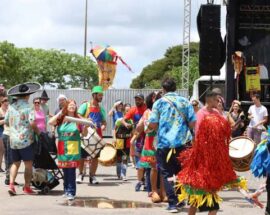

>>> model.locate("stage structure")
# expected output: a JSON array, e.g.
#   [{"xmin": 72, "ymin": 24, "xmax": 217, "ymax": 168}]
[{"xmin": 226, "ymin": 0, "xmax": 270, "ymax": 106}]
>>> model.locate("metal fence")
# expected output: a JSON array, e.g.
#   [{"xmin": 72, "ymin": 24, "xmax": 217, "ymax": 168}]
[{"xmin": 30, "ymin": 89, "xmax": 188, "ymax": 136}]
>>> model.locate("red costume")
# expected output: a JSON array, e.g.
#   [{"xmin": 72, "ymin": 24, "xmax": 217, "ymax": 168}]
[{"xmin": 177, "ymin": 114, "xmax": 247, "ymax": 208}]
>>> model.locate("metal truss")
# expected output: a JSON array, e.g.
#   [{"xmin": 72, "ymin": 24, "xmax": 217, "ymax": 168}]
[{"xmin": 182, "ymin": 0, "xmax": 191, "ymax": 91}]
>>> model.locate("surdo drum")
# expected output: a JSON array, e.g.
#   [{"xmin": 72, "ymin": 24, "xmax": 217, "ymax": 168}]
[
  {"xmin": 229, "ymin": 136, "xmax": 255, "ymax": 172},
  {"xmin": 98, "ymin": 144, "xmax": 117, "ymax": 166}
]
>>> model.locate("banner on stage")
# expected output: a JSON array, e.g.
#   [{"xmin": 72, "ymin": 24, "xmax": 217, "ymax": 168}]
[{"xmin": 245, "ymin": 66, "xmax": 261, "ymax": 92}]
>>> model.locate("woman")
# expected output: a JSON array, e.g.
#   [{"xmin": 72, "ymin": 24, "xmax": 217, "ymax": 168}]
[
  {"xmin": 32, "ymin": 98, "xmax": 47, "ymax": 133},
  {"xmin": 108, "ymin": 100, "xmax": 124, "ymax": 137},
  {"xmin": 131, "ymin": 91, "xmax": 165, "ymax": 203},
  {"xmin": 0, "ymin": 97, "xmax": 9, "ymax": 172},
  {"xmin": 191, "ymin": 99, "xmax": 200, "ymax": 113},
  {"xmin": 229, "ymin": 100, "xmax": 245, "ymax": 138},
  {"xmin": 112, "ymin": 102, "xmax": 133, "ymax": 180},
  {"xmin": 49, "ymin": 99, "xmax": 86, "ymax": 200}
]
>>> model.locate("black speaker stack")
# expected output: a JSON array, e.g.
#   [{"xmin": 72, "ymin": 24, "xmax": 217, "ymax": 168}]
[{"xmin": 198, "ymin": 4, "xmax": 225, "ymax": 76}]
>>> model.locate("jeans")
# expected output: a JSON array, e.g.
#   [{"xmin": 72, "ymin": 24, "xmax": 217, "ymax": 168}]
[
  {"xmin": 63, "ymin": 168, "xmax": 76, "ymax": 196},
  {"xmin": 116, "ymin": 162, "xmax": 127, "ymax": 177},
  {"xmin": 145, "ymin": 168, "xmax": 151, "ymax": 193},
  {"xmin": 3, "ymin": 134, "xmax": 12, "ymax": 180},
  {"xmin": 156, "ymin": 147, "xmax": 183, "ymax": 207}
]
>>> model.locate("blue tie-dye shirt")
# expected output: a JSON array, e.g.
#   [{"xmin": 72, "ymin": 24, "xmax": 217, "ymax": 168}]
[{"xmin": 149, "ymin": 92, "xmax": 196, "ymax": 149}]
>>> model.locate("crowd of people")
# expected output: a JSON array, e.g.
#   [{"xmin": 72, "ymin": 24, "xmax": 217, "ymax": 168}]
[{"xmin": 0, "ymin": 79, "xmax": 270, "ymax": 214}]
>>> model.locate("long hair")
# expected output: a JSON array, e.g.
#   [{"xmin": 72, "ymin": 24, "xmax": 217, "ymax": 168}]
[
  {"xmin": 145, "ymin": 91, "xmax": 162, "ymax": 110},
  {"xmin": 56, "ymin": 99, "xmax": 79, "ymax": 126}
]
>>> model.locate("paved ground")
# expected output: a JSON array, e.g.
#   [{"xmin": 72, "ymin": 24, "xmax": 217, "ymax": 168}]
[{"xmin": 0, "ymin": 163, "xmax": 267, "ymax": 215}]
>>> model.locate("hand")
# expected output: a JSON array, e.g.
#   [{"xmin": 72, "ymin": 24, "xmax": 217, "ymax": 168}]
[
  {"xmin": 125, "ymin": 123, "xmax": 132, "ymax": 129},
  {"xmin": 101, "ymin": 124, "xmax": 106, "ymax": 131}
]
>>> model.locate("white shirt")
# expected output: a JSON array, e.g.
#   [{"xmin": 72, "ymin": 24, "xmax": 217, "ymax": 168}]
[{"xmin": 248, "ymin": 104, "xmax": 268, "ymax": 129}]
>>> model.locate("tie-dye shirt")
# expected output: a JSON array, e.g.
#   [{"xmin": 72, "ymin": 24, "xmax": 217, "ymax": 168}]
[{"xmin": 149, "ymin": 92, "xmax": 196, "ymax": 149}]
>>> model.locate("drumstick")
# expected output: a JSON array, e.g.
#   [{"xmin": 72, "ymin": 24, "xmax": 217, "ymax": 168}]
[
  {"xmin": 65, "ymin": 116, "xmax": 96, "ymax": 128},
  {"xmin": 229, "ymin": 145, "xmax": 239, "ymax": 150}
]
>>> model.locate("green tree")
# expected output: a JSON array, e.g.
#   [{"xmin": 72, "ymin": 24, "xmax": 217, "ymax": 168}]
[
  {"xmin": 0, "ymin": 41, "xmax": 98, "ymax": 89},
  {"xmin": 130, "ymin": 42, "xmax": 199, "ymax": 94}
]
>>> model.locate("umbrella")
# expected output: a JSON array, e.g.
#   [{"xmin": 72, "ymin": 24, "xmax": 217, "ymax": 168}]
[{"xmin": 91, "ymin": 46, "xmax": 118, "ymax": 63}]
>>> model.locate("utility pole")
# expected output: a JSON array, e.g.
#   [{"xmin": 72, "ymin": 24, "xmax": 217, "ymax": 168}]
[
  {"xmin": 181, "ymin": 0, "xmax": 191, "ymax": 93},
  {"xmin": 84, "ymin": 0, "xmax": 88, "ymax": 58},
  {"xmin": 83, "ymin": 0, "xmax": 88, "ymax": 88}
]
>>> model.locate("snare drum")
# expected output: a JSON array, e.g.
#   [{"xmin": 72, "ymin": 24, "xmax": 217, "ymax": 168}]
[
  {"xmin": 98, "ymin": 144, "xmax": 117, "ymax": 166},
  {"xmin": 229, "ymin": 136, "xmax": 255, "ymax": 172},
  {"xmin": 81, "ymin": 127, "xmax": 106, "ymax": 159}
]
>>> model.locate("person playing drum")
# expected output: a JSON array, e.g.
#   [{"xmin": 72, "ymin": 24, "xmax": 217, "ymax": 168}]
[
  {"xmin": 121, "ymin": 93, "xmax": 147, "ymax": 192},
  {"xmin": 49, "ymin": 99, "xmax": 88, "ymax": 200},
  {"xmin": 247, "ymin": 94, "xmax": 268, "ymax": 144},
  {"xmin": 77, "ymin": 86, "xmax": 107, "ymax": 185}
]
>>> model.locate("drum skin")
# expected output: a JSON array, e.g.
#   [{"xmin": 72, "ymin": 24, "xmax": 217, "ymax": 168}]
[
  {"xmin": 229, "ymin": 136, "xmax": 255, "ymax": 172},
  {"xmin": 81, "ymin": 127, "xmax": 106, "ymax": 159},
  {"xmin": 98, "ymin": 144, "xmax": 117, "ymax": 166}
]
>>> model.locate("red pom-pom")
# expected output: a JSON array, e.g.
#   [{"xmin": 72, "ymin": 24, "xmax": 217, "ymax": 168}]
[{"xmin": 177, "ymin": 114, "xmax": 237, "ymax": 192}]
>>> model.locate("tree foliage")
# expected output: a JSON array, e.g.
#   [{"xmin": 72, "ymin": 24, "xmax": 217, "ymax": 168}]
[
  {"xmin": 0, "ymin": 41, "xmax": 98, "ymax": 89},
  {"xmin": 130, "ymin": 42, "xmax": 199, "ymax": 93}
]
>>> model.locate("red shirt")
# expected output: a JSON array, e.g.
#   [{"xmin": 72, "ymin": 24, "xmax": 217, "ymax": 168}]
[{"xmin": 124, "ymin": 104, "xmax": 147, "ymax": 124}]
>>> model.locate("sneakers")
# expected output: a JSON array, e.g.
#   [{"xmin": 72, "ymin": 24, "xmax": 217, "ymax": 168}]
[
  {"xmin": 122, "ymin": 176, "xmax": 128, "ymax": 181},
  {"xmin": 0, "ymin": 168, "xmax": 5, "ymax": 173},
  {"xmin": 76, "ymin": 173, "xmax": 84, "ymax": 184},
  {"xmin": 166, "ymin": 206, "xmax": 178, "ymax": 213},
  {"xmin": 135, "ymin": 181, "xmax": 142, "ymax": 192},
  {"xmin": 8, "ymin": 185, "xmax": 16, "ymax": 196},
  {"xmin": 66, "ymin": 194, "xmax": 75, "ymax": 201},
  {"xmin": 89, "ymin": 176, "xmax": 99, "ymax": 184},
  {"xmin": 23, "ymin": 186, "xmax": 35, "ymax": 195},
  {"xmin": 166, "ymin": 202, "xmax": 186, "ymax": 213}
]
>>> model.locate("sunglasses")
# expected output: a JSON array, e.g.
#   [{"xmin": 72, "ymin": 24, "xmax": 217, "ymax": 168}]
[
  {"xmin": 192, "ymin": 103, "xmax": 198, "ymax": 107},
  {"xmin": 34, "ymin": 102, "xmax": 40, "ymax": 104}
]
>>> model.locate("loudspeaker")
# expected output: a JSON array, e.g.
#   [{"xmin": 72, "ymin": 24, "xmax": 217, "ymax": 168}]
[{"xmin": 198, "ymin": 4, "xmax": 225, "ymax": 76}]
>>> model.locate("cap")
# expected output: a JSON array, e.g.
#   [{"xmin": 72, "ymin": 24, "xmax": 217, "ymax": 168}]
[
  {"xmin": 92, "ymin": 86, "xmax": 103, "ymax": 94},
  {"xmin": 134, "ymin": 93, "xmax": 144, "ymax": 100}
]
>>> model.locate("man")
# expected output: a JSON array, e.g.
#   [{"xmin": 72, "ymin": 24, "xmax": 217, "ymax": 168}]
[
  {"xmin": 77, "ymin": 86, "xmax": 106, "ymax": 184},
  {"xmin": 122, "ymin": 93, "xmax": 147, "ymax": 191},
  {"xmin": 54, "ymin": 94, "xmax": 67, "ymax": 115},
  {"xmin": 5, "ymin": 83, "xmax": 41, "ymax": 195},
  {"xmin": 195, "ymin": 91, "xmax": 220, "ymax": 134},
  {"xmin": 247, "ymin": 94, "xmax": 268, "ymax": 144},
  {"xmin": 148, "ymin": 78, "xmax": 196, "ymax": 213}
]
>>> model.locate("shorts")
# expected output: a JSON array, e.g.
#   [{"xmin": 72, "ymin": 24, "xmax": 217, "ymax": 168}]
[
  {"xmin": 135, "ymin": 154, "xmax": 141, "ymax": 169},
  {"xmin": 11, "ymin": 144, "xmax": 34, "ymax": 162}
]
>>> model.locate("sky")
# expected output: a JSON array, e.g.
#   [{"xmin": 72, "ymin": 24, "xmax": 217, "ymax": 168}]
[{"xmin": 0, "ymin": 0, "xmax": 226, "ymax": 88}]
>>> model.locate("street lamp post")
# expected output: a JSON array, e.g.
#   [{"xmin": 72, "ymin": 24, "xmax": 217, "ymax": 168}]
[
  {"xmin": 83, "ymin": 0, "xmax": 88, "ymax": 89},
  {"xmin": 84, "ymin": 0, "xmax": 88, "ymax": 58}
]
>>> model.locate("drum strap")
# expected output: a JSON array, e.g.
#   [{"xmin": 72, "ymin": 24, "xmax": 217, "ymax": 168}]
[{"xmin": 162, "ymin": 97, "xmax": 192, "ymax": 162}]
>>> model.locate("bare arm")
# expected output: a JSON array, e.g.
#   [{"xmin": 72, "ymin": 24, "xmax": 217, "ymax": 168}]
[
  {"xmin": 108, "ymin": 107, "xmax": 115, "ymax": 117},
  {"xmin": 255, "ymin": 116, "xmax": 268, "ymax": 128},
  {"xmin": 48, "ymin": 111, "xmax": 62, "ymax": 126}
]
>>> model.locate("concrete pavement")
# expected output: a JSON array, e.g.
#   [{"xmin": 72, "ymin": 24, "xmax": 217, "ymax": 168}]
[{"xmin": 0, "ymin": 164, "xmax": 267, "ymax": 215}]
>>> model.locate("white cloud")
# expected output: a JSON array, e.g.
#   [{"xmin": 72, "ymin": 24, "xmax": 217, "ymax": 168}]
[{"xmin": 0, "ymin": 0, "xmax": 227, "ymax": 88}]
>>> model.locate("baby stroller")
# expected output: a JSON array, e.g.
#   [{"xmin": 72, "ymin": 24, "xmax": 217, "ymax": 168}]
[{"xmin": 32, "ymin": 132, "xmax": 63, "ymax": 194}]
